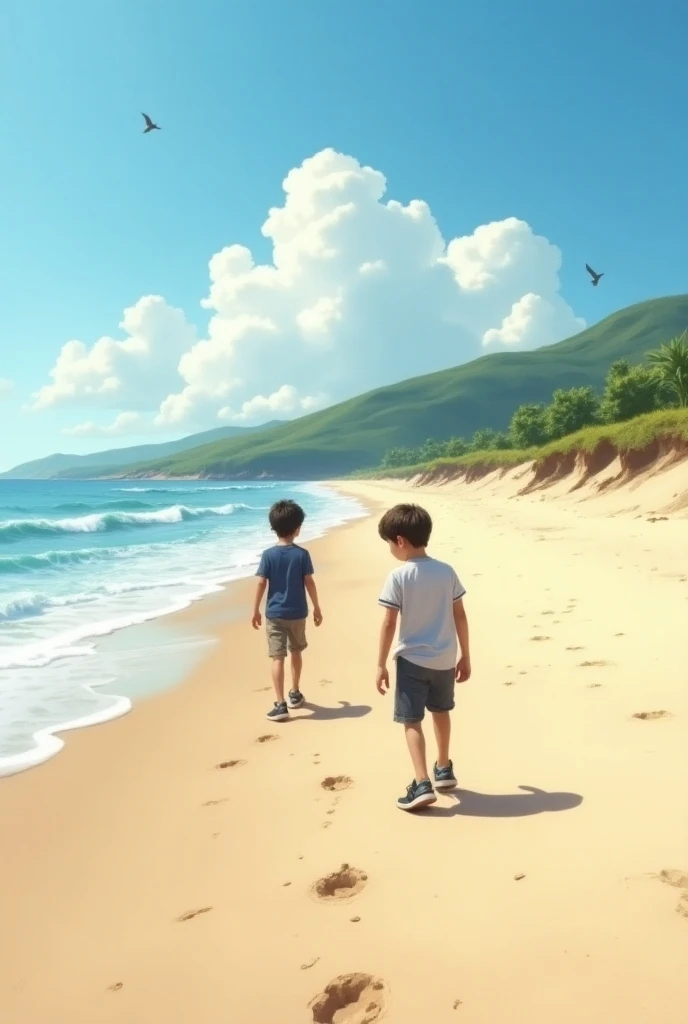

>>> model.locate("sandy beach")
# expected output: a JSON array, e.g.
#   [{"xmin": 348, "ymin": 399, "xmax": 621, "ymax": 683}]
[{"xmin": 2, "ymin": 472, "xmax": 688, "ymax": 1024}]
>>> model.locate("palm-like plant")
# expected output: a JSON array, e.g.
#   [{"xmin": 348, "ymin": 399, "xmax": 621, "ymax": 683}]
[{"xmin": 647, "ymin": 331, "xmax": 688, "ymax": 407}]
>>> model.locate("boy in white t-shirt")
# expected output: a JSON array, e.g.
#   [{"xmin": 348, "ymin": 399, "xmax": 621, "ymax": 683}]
[{"xmin": 376, "ymin": 503, "xmax": 471, "ymax": 811}]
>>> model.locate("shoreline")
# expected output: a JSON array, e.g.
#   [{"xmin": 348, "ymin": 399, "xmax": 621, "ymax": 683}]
[
  {"xmin": 0, "ymin": 485, "xmax": 369, "ymax": 777},
  {"xmin": 3, "ymin": 479, "xmax": 687, "ymax": 1023}
]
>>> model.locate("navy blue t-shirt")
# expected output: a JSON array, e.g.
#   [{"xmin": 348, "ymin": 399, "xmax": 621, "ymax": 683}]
[{"xmin": 256, "ymin": 543, "xmax": 314, "ymax": 620}]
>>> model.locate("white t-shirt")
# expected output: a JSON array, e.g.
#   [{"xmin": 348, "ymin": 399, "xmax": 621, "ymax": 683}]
[{"xmin": 378, "ymin": 556, "xmax": 466, "ymax": 671}]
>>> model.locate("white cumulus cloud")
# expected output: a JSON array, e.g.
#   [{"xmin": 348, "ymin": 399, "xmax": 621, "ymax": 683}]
[
  {"xmin": 218, "ymin": 384, "xmax": 327, "ymax": 424},
  {"xmin": 33, "ymin": 148, "xmax": 585, "ymax": 433},
  {"xmin": 63, "ymin": 412, "xmax": 146, "ymax": 438},
  {"xmin": 32, "ymin": 296, "xmax": 197, "ymax": 412}
]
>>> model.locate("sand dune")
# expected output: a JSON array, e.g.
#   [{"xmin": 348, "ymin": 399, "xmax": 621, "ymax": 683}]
[
  {"xmin": 2, "ymin": 473, "xmax": 687, "ymax": 1023},
  {"xmin": 411, "ymin": 439, "xmax": 688, "ymax": 519}
]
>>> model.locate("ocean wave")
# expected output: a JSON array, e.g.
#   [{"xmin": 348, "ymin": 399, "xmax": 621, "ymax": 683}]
[
  {"xmin": 114, "ymin": 484, "xmax": 274, "ymax": 493},
  {"xmin": 0, "ymin": 502, "xmax": 250, "ymax": 544},
  {"xmin": 0, "ymin": 590, "xmax": 98, "ymax": 621},
  {"xmin": 0, "ymin": 577, "xmax": 227, "ymax": 671},
  {"xmin": 52, "ymin": 499, "xmax": 155, "ymax": 512},
  {"xmin": 1, "ymin": 545, "xmax": 131, "ymax": 575},
  {"xmin": 0, "ymin": 576, "xmax": 202, "ymax": 622}
]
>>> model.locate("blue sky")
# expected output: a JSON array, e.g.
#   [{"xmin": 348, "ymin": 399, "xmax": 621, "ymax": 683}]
[{"xmin": 1, "ymin": 0, "xmax": 686, "ymax": 469}]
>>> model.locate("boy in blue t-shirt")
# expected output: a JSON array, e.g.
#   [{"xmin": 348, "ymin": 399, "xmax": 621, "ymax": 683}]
[{"xmin": 252, "ymin": 500, "xmax": 323, "ymax": 722}]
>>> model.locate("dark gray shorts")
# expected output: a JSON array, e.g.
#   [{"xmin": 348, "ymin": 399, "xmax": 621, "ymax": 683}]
[{"xmin": 394, "ymin": 656, "xmax": 456, "ymax": 723}]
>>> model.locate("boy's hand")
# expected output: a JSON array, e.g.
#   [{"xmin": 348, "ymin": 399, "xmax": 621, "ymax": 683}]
[
  {"xmin": 376, "ymin": 666, "xmax": 390, "ymax": 695},
  {"xmin": 456, "ymin": 656, "xmax": 471, "ymax": 682},
  {"xmin": 313, "ymin": 606, "xmax": 323, "ymax": 627},
  {"xmin": 251, "ymin": 611, "xmax": 262, "ymax": 630}
]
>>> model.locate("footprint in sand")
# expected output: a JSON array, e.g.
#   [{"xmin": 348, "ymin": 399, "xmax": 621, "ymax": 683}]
[
  {"xmin": 309, "ymin": 973, "xmax": 386, "ymax": 1024},
  {"xmin": 108, "ymin": 982, "xmax": 123, "ymax": 992},
  {"xmin": 566, "ymin": 645, "xmax": 584, "ymax": 651},
  {"xmin": 578, "ymin": 660, "xmax": 612, "ymax": 667},
  {"xmin": 256, "ymin": 734, "xmax": 279, "ymax": 744},
  {"xmin": 633, "ymin": 710, "xmax": 671, "ymax": 721},
  {"xmin": 203, "ymin": 798, "xmax": 228, "ymax": 806},
  {"xmin": 654, "ymin": 869, "xmax": 688, "ymax": 919},
  {"xmin": 253, "ymin": 686, "xmax": 271, "ymax": 692},
  {"xmin": 321, "ymin": 775, "xmax": 353, "ymax": 792},
  {"xmin": 530, "ymin": 635, "xmax": 550, "ymax": 642},
  {"xmin": 311, "ymin": 864, "xmax": 368, "ymax": 902},
  {"xmin": 656, "ymin": 869, "xmax": 688, "ymax": 888},
  {"xmin": 216, "ymin": 759, "xmax": 246, "ymax": 770},
  {"xmin": 320, "ymin": 679, "xmax": 334, "ymax": 687},
  {"xmin": 177, "ymin": 907, "xmax": 213, "ymax": 922}
]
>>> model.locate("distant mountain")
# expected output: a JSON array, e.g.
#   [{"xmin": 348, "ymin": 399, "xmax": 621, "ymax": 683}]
[
  {"xmin": 108, "ymin": 294, "xmax": 688, "ymax": 480},
  {"xmin": 1, "ymin": 421, "xmax": 282, "ymax": 479}
]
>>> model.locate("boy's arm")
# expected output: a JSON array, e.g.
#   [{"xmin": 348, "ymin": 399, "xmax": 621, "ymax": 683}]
[
  {"xmin": 304, "ymin": 575, "xmax": 322, "ymax": 626},
  {"xmin": 453, "ymin": 598, "xmax": 471, "ymax": 681},
  {"xmin": 376, "ymin": 606, "xmax": 398, "ymax": 693},
  {"xmin": 252, "ymin": 550, "xmax": 269, "ymax": 629},
  {"xmin": 252, "ymin": 578, "xmax": 267, "ymax": 629},
  {"xmin": 376, "ymin": 571, "xmax": 401, "ymax": 694}
]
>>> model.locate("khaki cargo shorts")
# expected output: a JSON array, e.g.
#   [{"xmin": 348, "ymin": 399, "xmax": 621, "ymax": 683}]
[{"xmin": 266, "ymin": 617, "xmax": 308, "ymax": 659}]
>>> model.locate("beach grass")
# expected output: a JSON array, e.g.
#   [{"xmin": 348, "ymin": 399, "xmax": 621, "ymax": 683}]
[{"xmin": 354, "ymin": 408, "xmax": 688, "ymax": 479}]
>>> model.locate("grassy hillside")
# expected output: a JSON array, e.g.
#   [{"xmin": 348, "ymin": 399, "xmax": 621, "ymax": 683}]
[
  {"xmin": 356, "ymin": 408, "xmax": 688, "ymax": 479},
  {"xmin": 102, "ymin": 294, "xmax": 688, "ymax": 479},
  {"xmin": 1, "ymin": 421, "xmax": 281, "ymax": 479}
]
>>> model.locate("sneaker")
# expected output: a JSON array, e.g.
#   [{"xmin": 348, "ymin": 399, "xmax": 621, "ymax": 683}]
[
  {"xmin": 266, "ymin": 701, "xmax": 290, "ymax": 722},
  {"xmin": 396, "ymin": 778, "xmax": 437, "ymax": 811},
  {"xmin": 434, "ymin": 760, "xmax": 457, "ymax": 790},
  {"xmin": 287, "ymin": 689, "xmax": 305, "ymax": 709}
]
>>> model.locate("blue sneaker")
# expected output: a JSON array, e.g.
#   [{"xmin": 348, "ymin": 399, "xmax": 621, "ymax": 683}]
[
  {"xmin": 396, "ymin": 778, "xmax": 437, "ymax": 811},
  {"xmin": 288, "ymin": 689, "xmax": 305, "ymax": 709},
  {"xmin": 266, "ymin": 701, "xmax": 289, "ymax": 722},
  {"xmin": 434, "ymin": 761, "xmax": 457, "ymax": 790}
]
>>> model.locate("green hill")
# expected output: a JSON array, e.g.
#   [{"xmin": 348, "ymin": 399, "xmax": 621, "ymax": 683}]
[
  {"xmin": 89, "ymin": 294, "xmax": 688, "ymax": 480},
  {"xmin": 1, "ymin": 421, "xmax": 282, "ymax": 479}
]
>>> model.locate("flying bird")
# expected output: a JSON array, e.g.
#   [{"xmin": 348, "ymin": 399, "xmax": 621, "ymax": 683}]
[
  {"xmin": 142, "ymin": 113, "xmax": 161, "ymax": 133},
  {"xmin": 585, "ymin": 263, "xmax": 604, "ymax": 286}
]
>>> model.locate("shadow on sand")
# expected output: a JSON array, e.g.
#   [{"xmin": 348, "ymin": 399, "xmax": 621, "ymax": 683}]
[
  {"xmin": 427, "ymin": 784, "xmax": 583, "ymax": 818},
  {"xmin": 293, "ymin": 700, "xmax": 372, "ymax": 722}
]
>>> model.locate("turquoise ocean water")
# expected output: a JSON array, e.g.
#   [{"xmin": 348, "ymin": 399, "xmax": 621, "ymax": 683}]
[{"xmin": 0, "ymin": 479, "xmax": 365, "ymax": 774}]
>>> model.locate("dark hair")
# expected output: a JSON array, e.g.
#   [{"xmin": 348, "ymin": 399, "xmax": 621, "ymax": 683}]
[
  {"xmin": 378, "ymin": 504, "xmax": 432, "ymax": 548},
  {"xmin": 268, "ymin": 499, "xmax": 306, "ymax": 538}
]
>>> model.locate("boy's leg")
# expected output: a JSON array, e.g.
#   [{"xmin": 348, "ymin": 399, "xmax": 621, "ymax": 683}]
[
  {"xmin": 428, "ymin": 667, "xmax": 458, "ymax": 788},
  {"xmin": 394, "ymin": 659, "xmax": 437, "ymax": 810},
  {"xmin": 404, "ymin": 721, "xmax": 430, "ymax": 783},
  {"xmin": 265, "ymin": 620, "xmax": 290, "ymax": 720},
  {"xmin": 290, "ymin": 650, "xmax": 302, "ymax": 691},
  {"xmin": 431, "ymin": 711, "xmax": 451, "ymax": 768},
  {"xmin": 271, "ymin": 656, "xmax": 286, "ymax": 702},
  {"xmin": 286, "ymin": 619, "xmax": 307, "ymax": 707}
]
